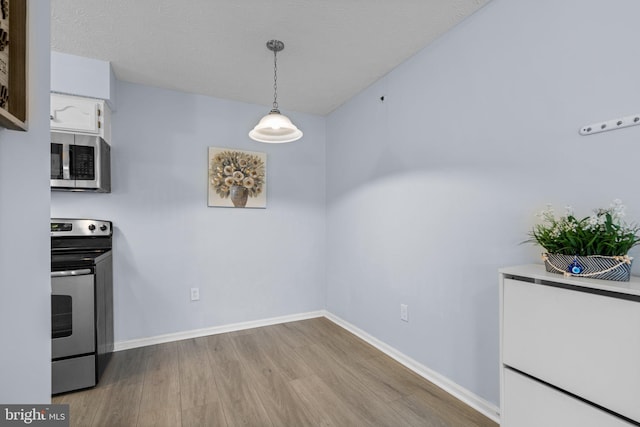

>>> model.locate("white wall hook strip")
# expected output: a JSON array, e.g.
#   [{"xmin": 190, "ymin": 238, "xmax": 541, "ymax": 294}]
[{"xmin": 580, "ymin": 113, "xmax": 640, "ymax": 136}]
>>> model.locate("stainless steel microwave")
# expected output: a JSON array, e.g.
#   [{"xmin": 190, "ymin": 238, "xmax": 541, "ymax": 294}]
[{"xmin": 50, "ymin": 132, "xmax": 111, "ymax": 192}]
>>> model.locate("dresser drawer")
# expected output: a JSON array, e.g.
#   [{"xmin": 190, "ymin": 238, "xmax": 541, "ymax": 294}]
[
  {"xmin": 502, "ymin": 278, "xmax": 640, "ymax": 422},
  {"xmin": 503, "ymin": 368, "xmax": 634, "ymax": 427}
]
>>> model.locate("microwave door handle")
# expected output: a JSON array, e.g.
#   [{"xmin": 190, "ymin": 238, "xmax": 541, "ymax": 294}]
[{"xmin": 62, "ymin": 144, "xmax": 71, "ymax": 180}]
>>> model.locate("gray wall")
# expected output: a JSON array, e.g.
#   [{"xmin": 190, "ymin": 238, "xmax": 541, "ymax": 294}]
[
  {"xmin": 0, "ymin": 3, "xmax": 51, "ymax": 403},
  {"xmin": 326, "ymin": 0, "xmax": 640, "ymax": 405},
  {"xmin": 51, "ymin": 81, "xmax": 326, "ymax": 343},
  {"xmin": 46, "ymin": 0, "xmax": 640, "ymax": 408}
]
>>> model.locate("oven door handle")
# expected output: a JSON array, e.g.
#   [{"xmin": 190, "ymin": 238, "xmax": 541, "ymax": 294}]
[{"xmin": 51, "ymin": 269, "xmax": 93, "ymax": 277}]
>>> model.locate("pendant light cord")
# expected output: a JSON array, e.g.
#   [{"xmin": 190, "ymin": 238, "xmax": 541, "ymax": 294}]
[{"xmin": 272, "ymin": 48, "xmax": 279, "ymax": 111}]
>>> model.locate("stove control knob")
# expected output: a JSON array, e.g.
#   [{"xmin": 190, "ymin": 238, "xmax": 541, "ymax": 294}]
[
  {"xmin": 100, "ymin": 225, "xmax": 108, "ymax": 232},
  {"xmin": 88, "ymin": 224, "xmax": 96, "ymax": 231}
]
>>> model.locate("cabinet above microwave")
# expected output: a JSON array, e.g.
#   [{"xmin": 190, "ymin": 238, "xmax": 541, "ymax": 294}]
[
  {"xmin": 51, "ymin": 132, "xmax": 111, "ymax": 193},
  {"xmin": 50, "ymin": 93, "xmax": 111, "ymax": 143}
]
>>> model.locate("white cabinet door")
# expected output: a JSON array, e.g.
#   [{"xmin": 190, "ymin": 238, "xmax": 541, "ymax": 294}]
[
  {"xmin": 503, "ymin": 278, "xmax": 640, "ymax": 422},
  {"xmin": 503, "ymin": 368, "xmax": 634, "ymax": 427},
  {"xmin": 50, "ymin": 93, "xmax": 103, "ymax": 136}
]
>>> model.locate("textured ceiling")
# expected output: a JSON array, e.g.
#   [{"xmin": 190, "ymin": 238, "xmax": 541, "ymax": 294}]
[{"xmin": 51, "ymin": 0, "xmax": 488, "ymax": 115}]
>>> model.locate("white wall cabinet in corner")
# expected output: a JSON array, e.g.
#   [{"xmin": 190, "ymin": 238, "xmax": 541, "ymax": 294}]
[
  {"xmin": 50, "ymin": 93, "xmax": 112, "ymax": 143},
  {"xmin": 499, "ymin": 264, "xmax": 640, "ymax": 427}
]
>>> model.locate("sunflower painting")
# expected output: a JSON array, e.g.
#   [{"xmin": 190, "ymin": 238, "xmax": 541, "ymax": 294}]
[{"xmin": 208, "ymin": 147, "xmax": 266, "ymax": 208}]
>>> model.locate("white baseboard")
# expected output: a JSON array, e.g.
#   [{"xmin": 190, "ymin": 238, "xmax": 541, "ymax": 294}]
[
  {"xmin": 113, "ymin": 309, "xmax": 500, "ymax": 424},
  {"xmin": 113, "ymin": 310, "xmax": 325, "ymax": 351},
  {"xmin": 323, "ymin": 311, "xmax": 501, "ymax": 424}
]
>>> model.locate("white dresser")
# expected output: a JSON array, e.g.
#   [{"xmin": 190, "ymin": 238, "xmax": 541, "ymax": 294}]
[{"xmin": 499, "ymin": 265, "xmax": 640, "ymax": 427}]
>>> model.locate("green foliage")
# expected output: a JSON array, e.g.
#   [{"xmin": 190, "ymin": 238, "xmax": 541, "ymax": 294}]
[{"xmin": 528, "ymin": 201, "xmax": 640, "ymax": 257}]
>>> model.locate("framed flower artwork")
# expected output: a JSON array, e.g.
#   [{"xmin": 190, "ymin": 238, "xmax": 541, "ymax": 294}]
[{"xmin": 208, "ymin": 147, "xmax": 267, "ymax": 208}]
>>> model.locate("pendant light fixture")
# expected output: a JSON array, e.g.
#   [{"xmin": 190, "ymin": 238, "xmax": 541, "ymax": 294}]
[{"xmin": 249, "ymin": 40, "xmax": 303, "ymax": 143}]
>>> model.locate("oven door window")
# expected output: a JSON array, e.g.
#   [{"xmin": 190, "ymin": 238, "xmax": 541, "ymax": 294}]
[
  {"xmin": 51, "ymin": 143, "xmax": 64, "ymax": 180},
  {"xmin": 70, "ymin": 144, "xmax": 95, "ymax": 180},
  {"xmin": 52, "ymin": 295, "xmax": 72, "ymax": 338},
  {"xmin": 51, "ymin": 273, "xmax": 95, "ymax": 359}
]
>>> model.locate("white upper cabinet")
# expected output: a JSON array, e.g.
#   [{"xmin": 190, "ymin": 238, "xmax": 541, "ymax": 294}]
[{"xmin": 50, "ymin": 93, "xmax": 111, "ymax": 143}]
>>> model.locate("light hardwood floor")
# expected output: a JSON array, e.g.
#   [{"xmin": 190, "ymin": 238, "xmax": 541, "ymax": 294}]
[{"xmin": 53, "ymin": 317, "xmax": 498, "ymax": 427}]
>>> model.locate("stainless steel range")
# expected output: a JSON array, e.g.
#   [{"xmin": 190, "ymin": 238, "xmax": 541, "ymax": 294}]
[{"xmin": 51, "ymin": 218, "xmax": 114, "ymax": 395}]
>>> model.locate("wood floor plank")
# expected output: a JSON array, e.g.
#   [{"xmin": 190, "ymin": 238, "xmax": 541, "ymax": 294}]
[
  {"xmin": 391, "ymin": 384, "xmax": 496, "ymax": 427},
  {"xmin": 251, "ymin": 327, "xmax": 315, "ymax": 381},
  {"xmin": 136, "ymin": 402, "xmax": 181, "ymax": 427},
  {"xmin": 205, "ymin": 336, "xmax": 274, "ymax": 427},
  {"xmin": 266, "ymin": 321, "xmax": 316, "ymax": 348},
  {"xmin": 325, "ymin": 352, "xmax": 406, "ymax": 404},
  {"xmin": 355, "ymin": 354, "xmax": 430, "ymax": 397},
  {"xmin": 309, "ymin": 335, "xmax": 413, "ymax": 404},
  {"xmin": 352, "ymin": 354, "xmax": 443, "ymax": 403},
  {"xmin": 292, "ymin": 317, "xmax": 382, "ymax": 363},
  {"xmin": 292, "ymin": 332, "xmax": 408, "ymax": 403},
  {"xmin": 289, "ymin": 374, "xmax": 362, "ymax": 427},
  {"xmin": 181, "ymin": 402, "xmax": 227, "ymax": 427},
  {"xmin": 294, "ymin": 343, "xmax": 405, "ymax": 426},
  {"xmin": 203, "ymin": 332, "xmax": 237, "ymax": 364},
  {"xmin": 321, "ymin": 328, "xmax": 382, "ymax": 362},
  {"xmin": 230, "ymin": 332, "xmax": 315, "ymax": 426},
  {"xmin": 286, "ymin": 317, "xmax": 333, "ymax": 342},
  {"xmin": 211, "ymin": 358, "xmax": 274, "ymax": 427},
  {"xmin": 89, "ymin": 382, "xmax": 143, "ymax": 427},
  {"xmin": 98, "ymin": 346, "xmax": 147, "ymax": 387},
  {"xmin": 137, "ymin": 343, "xmax": 181, "ymax": 427},
  {"xmin": 52, "ymin": 386, "xmax": 103, "ymax": 427},
  {"xmin": 177, "ymin": 337, "xmax": 220, "ymax": 411},
  {"xmin": 141, "ymin": 342, "xmax": 179, "ymax": 384},
  {"xmin": 389, "ymin": 395, "xmax": 452, "ymax": 427}
]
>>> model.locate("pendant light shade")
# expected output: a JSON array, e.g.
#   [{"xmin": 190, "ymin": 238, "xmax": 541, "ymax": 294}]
[
  {"xmin": 249, "ymin": 109, "xmax": 303, "ymax": 143},
  {"xmin": 249, "ymin": 40, "xmax": 303, "ymax": 143}
]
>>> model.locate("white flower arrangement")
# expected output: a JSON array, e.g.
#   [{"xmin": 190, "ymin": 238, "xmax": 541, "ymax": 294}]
[
  {"xmin": 528, "ymin": 199, "xmax": 640, "ymax": 257},
  {"xmin": 209, "ymin": 150, "xmax": 265, "ymax": 199}
]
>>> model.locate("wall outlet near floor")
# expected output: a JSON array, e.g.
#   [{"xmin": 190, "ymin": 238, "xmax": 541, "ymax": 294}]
[
  {"xmin": 190, "ymin": 287, "xmax": 200, "ymax": 301},
  {"xmin": 400, "ymin": 304, "xmax": 408, "ymax": 322}
]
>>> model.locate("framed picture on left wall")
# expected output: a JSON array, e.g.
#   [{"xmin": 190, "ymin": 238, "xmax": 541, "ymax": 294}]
[
  {"xmin": 0, "ymin": 0, "xmax": 27, "ymax": 131},
  {"xmin": 208, "ymin": 147, "xmax": 267, "ymax": 208}
]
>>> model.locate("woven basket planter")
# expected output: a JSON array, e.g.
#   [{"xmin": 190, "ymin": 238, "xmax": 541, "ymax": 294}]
[{"xmin": 543, "ymin": 253, "xmax": 633, "ymax": 282}]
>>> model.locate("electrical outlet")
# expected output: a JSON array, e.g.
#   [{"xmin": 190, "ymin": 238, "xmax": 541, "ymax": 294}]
[
  {"xmin": 400, "ymin": 304, "xmax": 408, "ymax": 322},
  {"xmin": 190, "ymin": 287, "xmax": 200, "ymax": 301}
]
